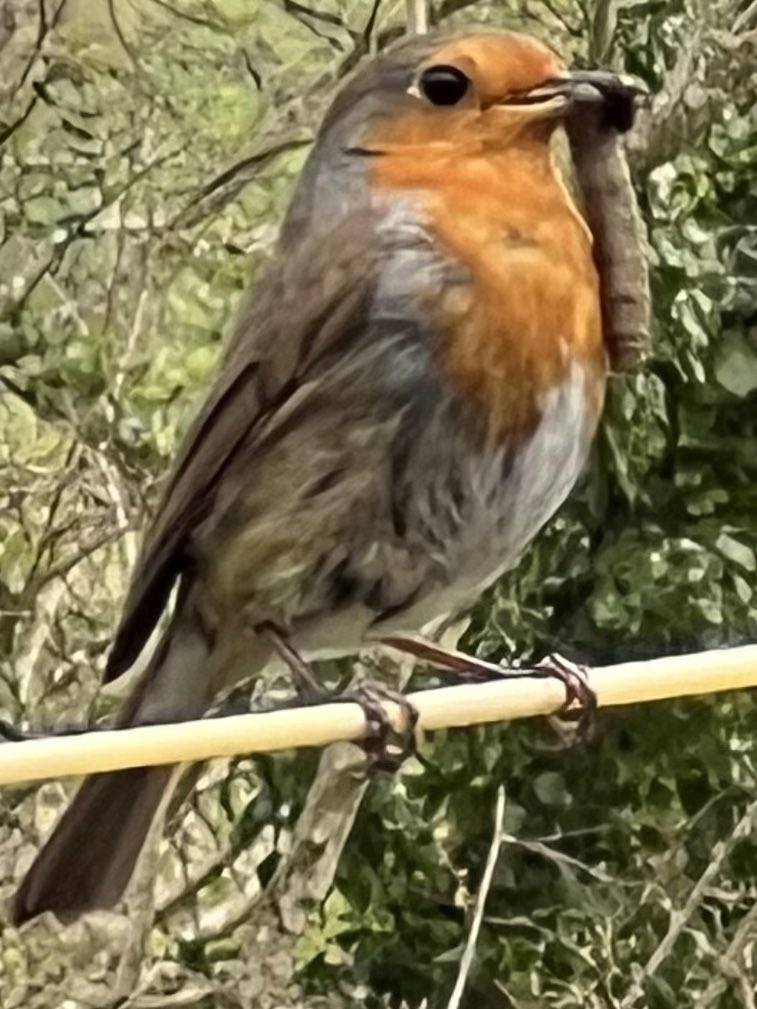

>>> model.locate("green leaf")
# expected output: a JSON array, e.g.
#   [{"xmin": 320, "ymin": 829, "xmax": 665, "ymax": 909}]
[{"xmin": 533, "ymin": 772, "xmax": 568, "ymax": 807}]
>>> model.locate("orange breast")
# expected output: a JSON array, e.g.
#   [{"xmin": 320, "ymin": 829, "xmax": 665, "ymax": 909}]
[{"xmin": 372, "ymin": 139, "xmax": 607, "ymax": 443}]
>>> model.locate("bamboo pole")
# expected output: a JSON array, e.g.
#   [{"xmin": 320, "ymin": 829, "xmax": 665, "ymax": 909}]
[{"xmin": 0, "ymin": 645, "xmax": 755, "ymax": 787}]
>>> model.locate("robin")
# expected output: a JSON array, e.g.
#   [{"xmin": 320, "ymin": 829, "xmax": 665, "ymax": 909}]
[{"xmin": 13, "ymin": 28, "xmax": 635, "ymax": 925}]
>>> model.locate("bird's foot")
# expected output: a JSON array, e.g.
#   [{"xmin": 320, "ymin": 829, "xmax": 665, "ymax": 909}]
[
  {"xmin": 531, "ymin": 652, "xmax": 596, "ymax": 741},
  {"xmin": 259, "ymin": 621, "xmax": 324, "ymax": 700},
  {"xmin": 381, "ymin": 634, "xmax": 596, "ymax": 742},
  {"xmin": 341, "ymin": 681, "xmax": 419, "ymax": 773},
  {"xmin": 260, "ymin": 623, "xmax": 417, "ymax": 771}
]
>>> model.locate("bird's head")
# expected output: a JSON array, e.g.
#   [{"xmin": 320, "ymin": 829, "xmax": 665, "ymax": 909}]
[
  {"xmin": 281, "ymin": 29, "xmax": 638, "ymax": 243},
  {"xmin": 318, "ymin": 30, "xmax": 635, "ymax": 155}
]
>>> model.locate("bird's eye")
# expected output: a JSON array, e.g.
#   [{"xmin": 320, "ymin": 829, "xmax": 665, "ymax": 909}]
[{"xmin": 418, "ymin": 65, "xmax": 470, "ymax": 106}]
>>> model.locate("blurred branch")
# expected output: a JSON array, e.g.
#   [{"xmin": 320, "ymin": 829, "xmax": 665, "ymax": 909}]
[
  {"xmin": 588, "ymin": 0, "xmax": 618, "ymax": 63},
  {"xmin": 435, "ymin": 0, "xmax": 489, "ymax": 21},
  {"xmin": 362, "ymin": 0, "xmax": 383, "ymax": 53},
  {"xmin": 501, "ymin": 832, "xmax": 619, "ymax": 886},
  {"xmin": 37, "ymin": 525, "xmax": 128, "ymax": 587},
  {"xmin": 447, "ymin": 786, "xmax": 506, "ymax": 1009},
  {"xmin": 145, "ymin": 0, "xmax": 220, "ymax": 31},
  {"xmin": 284, "ymin": 0, "xmax": 346, "ymax": 44},
  {"xmin": 2, "ymin": 141, "xmax": 186, "ymax": 322},
  {"xmin": 5, "ymin": 0, "xmax": 69, "ymax": 101},
  {"xmin": 620, "ymin": 798, "xmax": 757, "ymax": 1009},
  {"xmin": 106, "ymin": 0, "xmax": 137, "ymax": 68},
  {"xmin": 264, "ymin": 742, "xmax": 369, "ymax": 934},
  {"xmin": 405, "ymin": 0, "xmax": 428, "ymax": 34},
  {"xmin": 171, "ymin": 136, "xmax": 311, "ymax": 230},
  {"xmin": 625, "ymin": 23, "xmax": 703, "ymax": 173},
  {"xmin": 524, "ymin": 0, "xmax": 583, "ymax": 38},
  {"xmin": 113, "ymin": 294, "xmax": 147, "ymax": 401},
  {"xmin": 733, "ymin": 0, "xmax": 757, "ymax": 31},
  {"xmin": 627, "ymin": 9, "xmax": 755, "ymax": 174},
  {"xmin": 0, "ymin": 93, "xmax": 36, "ymax": 144},
  {"xmin": 701, "ymin": 900, "xmax": 757, "ymax": 1006},
  {"xmin": 181, "ymin": 742, "xmax": 374, "ymax": 1001}
]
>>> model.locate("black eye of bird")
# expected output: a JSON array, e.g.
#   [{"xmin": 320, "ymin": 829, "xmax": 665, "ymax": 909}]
[{"xmin": 418, "ymin": 65, "xmax": 471, "ymax": 106}]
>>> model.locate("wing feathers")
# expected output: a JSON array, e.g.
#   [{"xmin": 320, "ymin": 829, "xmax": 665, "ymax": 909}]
[{"xmin": 106, "ymin": 213, "xmax": 380, "ymax": 680}]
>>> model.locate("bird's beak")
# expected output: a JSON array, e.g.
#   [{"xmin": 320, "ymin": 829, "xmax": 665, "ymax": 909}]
[{"xmin": 504, "ymin": 71, "xmax": 643, "ymax": 133}]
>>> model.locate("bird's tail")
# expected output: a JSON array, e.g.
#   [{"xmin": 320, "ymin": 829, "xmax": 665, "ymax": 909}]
[
  {"xmin": 12, "ymin": 616, "xmax": 211, "ymax": 926},
  {"xmin": 12, "ymin": 764, "xmax": 175, "ymax": 925}
]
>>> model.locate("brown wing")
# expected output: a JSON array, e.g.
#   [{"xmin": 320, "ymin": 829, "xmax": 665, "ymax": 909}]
[{"xmin": 106, "ymin": 212, "xmax": 379, "ymax": 680}]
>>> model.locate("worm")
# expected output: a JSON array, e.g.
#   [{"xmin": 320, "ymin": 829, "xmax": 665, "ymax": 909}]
[{"xmin": 567, "ymin": 81, "xmax": 651, "ymax": 371}]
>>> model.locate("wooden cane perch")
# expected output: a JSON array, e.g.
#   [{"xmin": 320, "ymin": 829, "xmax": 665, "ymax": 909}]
[{"xmin": 0, "ymin": 645, "xmax": 755, "ymax": 787}]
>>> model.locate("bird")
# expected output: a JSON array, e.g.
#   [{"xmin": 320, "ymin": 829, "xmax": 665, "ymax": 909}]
[{"xmin": 13, "ymin": 27, "xmax": 629, "ymax": 925}]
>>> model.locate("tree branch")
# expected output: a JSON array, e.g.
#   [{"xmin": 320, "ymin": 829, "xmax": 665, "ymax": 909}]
[
  {"xmin": 448, "ymin": 786, "xmax": 507, "ymax": 1009},
  {"xmin": 620, "ymin": 798, "xmax": 757, "ymax": 1009}
]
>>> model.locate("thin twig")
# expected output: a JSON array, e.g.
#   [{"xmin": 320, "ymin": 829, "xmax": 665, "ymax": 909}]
[
  {"xmin": 734, "ymin": 0, "xmax": 757, "ymax": 32},
  {"xmin": 700, "ymin": 899, "xmax": 757, "ymax": 1006},
  {"xmin": 502, "ymin": 833, "xmax": 620, "ymax": 886},
  {"xmin": 589, "ymin": 0, "xmax": 619, "ymax": 63},
  {"xmin": 107, "ymin": 0, "xmax": 137, "ymax": 67},
  {"xmin": 8, "ymin": 0, "xmax": 67, "ymax": 101},
  {"xmin": 113, "ymin": 276, "xmax": 149, "ymax": 400},
  {"xmin": 448, "ymin": 785, "xmax": 506, "ymax": 1009},
  {"xmin": 619, "ymin": 798, "xmax": 757, "ymax": 1009},
  {"xmin": 625, "ymin": 25, "xmax": 702, "ymax": 171}
]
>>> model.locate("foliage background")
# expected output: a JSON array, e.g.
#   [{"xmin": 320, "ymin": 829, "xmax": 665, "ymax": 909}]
[{"xmin": 1, "ymin": 0, "xmax": 756, "ymax": 1006}]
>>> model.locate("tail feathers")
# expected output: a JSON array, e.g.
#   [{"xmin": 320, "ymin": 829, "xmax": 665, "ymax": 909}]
[
  {"xmin": 13, "ymin": 610, "xmax": 213, "ymax": 926},
  {"xmin": 13, "ymin": 764, "xmax": 173, "ymax": 925}
]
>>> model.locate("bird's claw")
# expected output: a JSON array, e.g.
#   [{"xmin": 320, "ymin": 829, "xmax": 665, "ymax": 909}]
[
  {"xmin": 258, "ymin": 625, "xmax": 418, "ymax": 769},
  {"xmin": 344, "ymin": 682, "xmax": 419, "ymax": 774},
  {"xmin": 381, "ymin": 634, "xmax": 596, "ymax": 743},
  {"xmin": 531, "ymin": 652, "xmax": 596, "ymax": 739}
]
